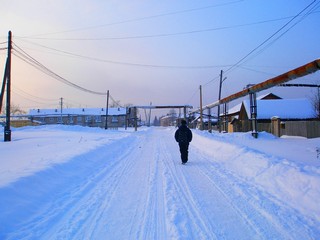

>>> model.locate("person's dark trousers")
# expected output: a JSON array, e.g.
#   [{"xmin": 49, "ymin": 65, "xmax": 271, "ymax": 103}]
[{"xmin": 179, "ymin": 143, "xmax": 189, "ymax": 163}]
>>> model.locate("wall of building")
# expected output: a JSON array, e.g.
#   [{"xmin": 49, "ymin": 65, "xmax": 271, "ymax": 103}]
[
  {"xmin": 281, "ymin": 120, "xmax": 320, "ymax": 138},
  {"xmin": 31, "ymin": 115, "xmax": 126, "ymax": 128},
  {"xmin": 230, "ymin": 119, "xmax": 320, "ymax": 138}
]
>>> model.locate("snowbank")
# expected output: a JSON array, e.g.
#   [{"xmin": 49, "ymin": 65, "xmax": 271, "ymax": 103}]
[
  {"xmin": 192, "ymin": 130, "xmax": 320, "ymax": 223},
  {"xmin": 0, "ymin": 125, "xmax": 132, "ymax": 187}
]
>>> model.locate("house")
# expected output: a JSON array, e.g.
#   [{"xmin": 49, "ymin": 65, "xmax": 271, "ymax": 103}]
[
  {"xmin": 224, "ymin": 93, "xmax": 319, "ymax": 138},
  {"xmin": 189, "ymin": 113, "xmax": 217, "ymax": 130},
  {"xmin": 160, "ymin": 114, "xmax": 177, "ymax": 127},
  {"xmin": 29, "ymin": 107, "xmax": 127, "ymax": 128}
]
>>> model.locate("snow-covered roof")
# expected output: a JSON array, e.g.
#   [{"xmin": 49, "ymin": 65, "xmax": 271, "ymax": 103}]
[
  {"xmin": 29, "ymin": 107, "xmax": 127, "ymax": 116},
  {"xmin": 243, "ymin": 98, "xmax": 315, "ymax": 119},
  {"xmin": 257, "ymin": 93, "xmax": 282, "ymax": 100},
  {"xmin": 226, "ymin": 96, "xmax": 316, "ymax": 120},
  {"xmin": 227, "ymin": 102, "xmax": 242, "ymax": 115}
]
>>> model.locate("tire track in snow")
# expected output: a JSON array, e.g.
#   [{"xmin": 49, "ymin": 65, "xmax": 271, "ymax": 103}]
[
  {"xmin": 7, "ymin": 134, "xmax": 142, "ymax": 240},
  {"xmin": 189, "ymin": 147, "xmax": 270, "ymax": 239},
  {"xmin": 74, "ymin": 141, "xmax": 141, "ymax": 239},
  {"xmin": 190, "ymin": 141, "xmax": 316, "ymax": 239},
  {"xmin": 132, "ymin": 131, "xmax": 167, "ymax": 240},
  {"xmin": 159, "ymin": 134, "xmax": 219, "ymax": 239},
  {"xmin": 89, "ymin": 129, "xmax": 168, "ymax": 239}
]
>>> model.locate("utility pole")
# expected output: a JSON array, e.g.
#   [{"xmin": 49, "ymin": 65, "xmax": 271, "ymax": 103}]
[
  {"xmin": 59, "ymin": 97, "xmax": 63, "ymax": 124},
  {"xmin": 249, "ymin": 92, "xmax": 258, "ymax": 138},
  {"xmin": 217, "ymin": 70, "xmax": 226, "ymax": 133},
  {"xmin": 4, "ymin": 31, "xmax": 12, "ymax": 142},
  {"xmin": 208, "ymin": 108, "xmax": 212, "ymax": 132},
  {"xmin": 105, "ymin": 90, "xmax": 109, "ymax": 129},
  {"xmin": 148, "ymin": 102, "xmax": 152, "ymax": 127},
  {"xmin": 134, "ymin": 107, "xmax": 137, "ymax": 131},
  {"xmin": 199, "ymin": 85, "xmax": 203, "ymax": 130},
  {"xmin": 0, "ymin": 60, "xmax": 8, "ymax": 113}
]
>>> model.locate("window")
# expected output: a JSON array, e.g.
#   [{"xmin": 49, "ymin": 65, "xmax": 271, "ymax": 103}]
[
  {"xmin": 57, "ymin": 116, "xmax": 63, "ymax": 124},
  {"xmin": 85, "ymin": 116, "xmax": 92, "ymax": 123},
  {"xmin": 77, "ymin": 116, "xmax": 82, "ymax": 123},
  {"xmin": 112, "ymin": 116, "xmax": 118, "ymax": 123},
  {"xmin": 95, "ymin": 116, "xmax": 102, "ymax": 123}
]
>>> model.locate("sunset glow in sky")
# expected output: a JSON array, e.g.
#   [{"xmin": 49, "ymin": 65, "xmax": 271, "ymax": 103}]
[{"xmin": 1, "ymin": 0, "xmax": 320, "ymax": 115}]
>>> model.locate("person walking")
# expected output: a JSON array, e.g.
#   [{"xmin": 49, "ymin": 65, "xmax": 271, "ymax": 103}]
[{"xmin": 174, "ymin": 119, "xmax": 192, "ymax": 164}]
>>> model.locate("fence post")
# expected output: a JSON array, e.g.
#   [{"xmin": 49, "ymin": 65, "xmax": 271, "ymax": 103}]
[{"xmin": 271, "ymin": 117, "xmax": 281, "ymax": 137}]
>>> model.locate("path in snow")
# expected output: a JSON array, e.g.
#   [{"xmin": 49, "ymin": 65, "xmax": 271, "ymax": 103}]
[{"xmin": 0, "ymin": 128, "xmax": 317, "ymax": 239}]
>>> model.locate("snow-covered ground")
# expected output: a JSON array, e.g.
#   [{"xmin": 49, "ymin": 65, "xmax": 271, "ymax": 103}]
[{"xmin": 0, "ymin": 125, "xmax": 319, "ymax": 239}]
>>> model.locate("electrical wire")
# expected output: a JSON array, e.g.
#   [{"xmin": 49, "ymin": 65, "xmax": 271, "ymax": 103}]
[
  {"xmin": 223, "ymin": 0, "xmax": 318, "ymax": 76},
  {"xmin": 16, "ymin": 16, "xmax": 298, "ymax": 41},
  {"xmin": 15, "ymin": 39, "xmax": 230, "ymax": 69},
  {"xmin": 202, "ymin": 0, "xmax": 318, "ymax": 88},
  {"xmin": 12, "ymin": 43, "xmax": 107, "ymax": 96},
  {"xmin": 11, "ymin": 44, "xmax": 122, "ymax": 107},
  {"xmin": 14, "ymin": 6, "xmax": 319, "ymax": 71},
  {"xmin": 239, "ymin": 1, "xmax": 320, "ymax": 66},
  {"xmin": 20, "ymin": 0, "xmax": 244, "ymax": 38},
  {"xmin": 185, "ymin": 88, "xmax": 199, "ymax": 105},
  {"xmin": 236, "ymin": 66, "xmax": 275, "ymax": 76},
  {"xmin": 13, "ymin": 84, "xmax": 58, "ymax": 102},
  {"xmin": 13, "ymin": 89, "xmax": 54, "ymax": 105}
]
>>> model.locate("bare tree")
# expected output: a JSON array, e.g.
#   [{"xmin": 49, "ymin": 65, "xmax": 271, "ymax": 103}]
[{"xmin": 1, "ymin": 103, "xmax": 26, "ymax": 115}]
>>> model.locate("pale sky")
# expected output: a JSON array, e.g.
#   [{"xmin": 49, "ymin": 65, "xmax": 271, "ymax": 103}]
[{"xmin": 1, "ymin": 0, "xmax": 320, "ymax": 116}]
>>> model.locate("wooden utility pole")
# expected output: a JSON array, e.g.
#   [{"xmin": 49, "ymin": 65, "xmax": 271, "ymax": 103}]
[
  {"xmin": 148, "ymin": 102, "xmax": 152, "ymax": 127},
  {"xmin": 217, "ymin": 70, "xmax": 223, "ymax": 133},
  {"xmin": 134, "ymin": 107, "xmax": 137, "ymax": 131},
  {"xmin": 0, "ymin": 58, "xmax": 8, "ymax": 113},
  {"xmin": 105, "ymin": 90, "xmax": 109, "ymax": 129},
  {"xmin": 199, "ymin": 85, "xmax": 203, "ymax": 130},
  {"xmin": 59, "ymin": 97, "xmax": 63, "ymax": 124},
  {"xmin": 249, "ymin": 92, "xmax": 258, "ymax": 138},
  {"xmin": 208, "ymin": 108, "xmax": 212, "ymax": 132},
  {"xmin": 4, "ymin": 31, "xmax": 12, "ymax": 142}
]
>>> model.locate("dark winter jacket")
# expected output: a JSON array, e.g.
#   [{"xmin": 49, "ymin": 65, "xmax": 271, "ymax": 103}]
[{"xmin": 175, "ymin": 125, "xmax": 192, "ymax": 144}]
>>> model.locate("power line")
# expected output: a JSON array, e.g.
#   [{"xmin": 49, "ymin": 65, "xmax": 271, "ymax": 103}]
[
  {"xmin": 14, "ymin": 6, "xmax": 319, "ymax": 71},
  {"xmin": 12, "ymin": 43, "xmax": 107, "ymax": 96},
  {"xmin": 12, "ymin": 84, "xmax": 58, "ymax": 102},
  {"xmin": 224, "ymin": 0, "xmax": 318, "ymax": 75},
  {"xmin": 16, "ymin": 16, "xmax": 297, "ymax": 41},
  {"xmin": 236, "ymin": 66, "xmax": 275, "ymax": 76},
  {"xmin": 203, "ymin": 0, "xmax": 318, "ymax": 87},
  {"xmin": 16, "ymin": 11, "xmax": 319, "ymax": 42},
  {"xmin": 12, "ymin": 89, "xmax": 54, "ymax": 105},
  {"xmin": 15, "ymin": 39, "xmax": 230, "ymax": 69},
  {"xmin": 12, "ymin": 44, "xmax": 122, "ymax": 107},
  {"xmin": 238, "ymin": 1, "xmax": 320, "ymax": 67},
  {"xmin": 19, "ymin": 0, "xmax": 244, "ymax": 38}
]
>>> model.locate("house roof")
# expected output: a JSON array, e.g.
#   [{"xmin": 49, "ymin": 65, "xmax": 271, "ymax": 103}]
[
  {"xmin": 226, "ymin": 97, "xmax": 316, "ymax": 119},
  {"xmin": 228, "ymin": 93, "xmax": 282, "ymax": 115},
  {"xmin": 29, "ymin": 107, "xmax": 127, "ymax": 116},
  {"xmin": 257, "ymin": 93, "xmax": 282, "ymax": 100},
  {"xmin": 244, "ymin": 98, "xmax": 315, "ymax": 119},
  {"xmin": 227, "ymin": 103, "xmax": 242, "ymax": 115}
]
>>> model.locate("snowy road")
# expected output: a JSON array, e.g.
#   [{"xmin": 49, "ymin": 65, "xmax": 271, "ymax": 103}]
[{"xmin": 0, "ymin": 127, "xmax": 319, "ymax": 239}]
